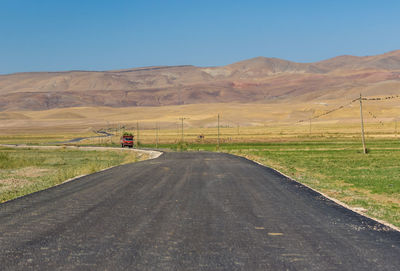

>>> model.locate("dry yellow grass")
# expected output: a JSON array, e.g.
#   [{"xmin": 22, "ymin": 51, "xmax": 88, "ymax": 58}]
[
  {"xmin": 1, "ymin": 101, "xmax": 399, "ymax": 227},
  {"xmin": 0, "ymin": 98, "xmax": 399, "ymax": 144}
]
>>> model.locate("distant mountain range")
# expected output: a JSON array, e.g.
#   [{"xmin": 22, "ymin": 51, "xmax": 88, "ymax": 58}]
[{"xmin": 1, "ymin": 50, "xmax": 400, "ymax": 111}]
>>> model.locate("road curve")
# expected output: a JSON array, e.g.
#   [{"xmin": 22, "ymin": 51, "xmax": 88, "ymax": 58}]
[{"xmin": 0, "ymin": 152, "xmax": 399, "ymax": 270}]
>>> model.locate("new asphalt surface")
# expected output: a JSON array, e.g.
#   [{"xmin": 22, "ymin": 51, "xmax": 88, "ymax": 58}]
[{"xmin": 0, "ymin": 152, "xmax": 399, "ymax": 270}]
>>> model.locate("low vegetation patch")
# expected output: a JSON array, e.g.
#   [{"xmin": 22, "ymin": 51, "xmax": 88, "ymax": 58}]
[{"xmin": 0, "ymin": 147, "xmax": 146, "ymax": 203}]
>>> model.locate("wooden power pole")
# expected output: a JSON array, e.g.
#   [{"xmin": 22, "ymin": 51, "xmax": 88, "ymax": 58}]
[
  {"xmin": 217, "ymin": 114, "xmax": 220, "ymax": 150},
  {"xmin": 179, "ymin": 117, "xmax": 188, "ymax": 143},
  {"xmin": 359, "ymin": 93, "xmax": 367, "ymax": 154},
  {"xmin": 156, "ymin": 122, "xmax": 159, "ymax": 148},
  {"xmin": 180, "ymin": 117, "xmax": 184, "ymax": 143},
  {"xmin": 136, "ymin": 121, "xmax": 140, "ymax": 147}
]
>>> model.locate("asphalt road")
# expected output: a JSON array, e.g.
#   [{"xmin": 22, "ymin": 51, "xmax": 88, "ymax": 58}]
[
  {"xmin": 56, "ymin": 130, "xmax": 113, "ymax": 144},
  {"xmin": 0, "ymin": 152, "xmax": 399, "ymax": 270}
]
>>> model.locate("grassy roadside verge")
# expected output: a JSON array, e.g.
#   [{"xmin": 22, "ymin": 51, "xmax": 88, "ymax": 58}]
[
  {"xmin": 145, "ymin": 139, "xmax": 400, "ymax": 228},
  {"xmin": 0, "ymin": 147, "xmax": 148, "ymax": 203}
]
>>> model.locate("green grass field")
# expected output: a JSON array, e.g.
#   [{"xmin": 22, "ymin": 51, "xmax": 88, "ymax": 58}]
[
  {"xmin": 144, "ymin": 139, "xmax": 400, "ymax": 228},
  {"xmin": 1, "ymin": 131, "xmax": 399, "ymax": 228},
  {"xmin": 0, "ymin": 147, "xmax": 146, "ymax": 203}
]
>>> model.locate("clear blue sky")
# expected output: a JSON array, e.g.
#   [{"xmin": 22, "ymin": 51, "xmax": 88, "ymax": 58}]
[{"xmin": 1, "ymin": 0, "xmax": 399, "ymax": 74}]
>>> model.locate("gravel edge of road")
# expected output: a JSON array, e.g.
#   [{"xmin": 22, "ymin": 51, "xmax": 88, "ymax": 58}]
[{"xmin": 232, "ymin": 153, "xmax": 400, "ymax": 233}]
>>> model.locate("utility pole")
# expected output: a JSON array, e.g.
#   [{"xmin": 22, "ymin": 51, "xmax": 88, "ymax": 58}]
[
  {"xmin": 395, "ymin": 120, "xmax": 398, "ymax": 138},
  {"xmin": 217, "ymin": 114, "xmax": 220, "ymax": 150},
  {"xmin": 179, "ymin": 117, "xmax": 188, "ymax": 143},
  {"xmin": 156, "ymin": 122, "xmax": 159, "ymax": 148},
  {"xmin": 177, "ymin": 123, "xmax": 180, "ymax": 142},
  {"xmin": 136, "ymin": 121, "xmax": 140, "ymax": 147},
  {"xmin": 309, "ymin": 118, "xmax": 312, "ymax": 136},
  {"xmin": 237, "ymin": 123, "xmax": 240, "ymax": 135},
  {"xmin": 359, "ymin": 93, "xmax": 367, "ymax": 154},
  {"xmin": 181, "ymin": 117, "xmax": 184, "ymax": 142}
]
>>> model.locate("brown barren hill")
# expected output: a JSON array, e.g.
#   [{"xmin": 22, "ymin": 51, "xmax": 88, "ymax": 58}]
[{"xmin": 1, "ymin": 50, "xmax": 400, "ymax": 111}]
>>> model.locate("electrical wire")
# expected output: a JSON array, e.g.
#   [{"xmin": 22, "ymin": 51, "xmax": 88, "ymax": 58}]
[{"xmin": 298, "ymin": 93, "xmax": 400, "ymax": 123}]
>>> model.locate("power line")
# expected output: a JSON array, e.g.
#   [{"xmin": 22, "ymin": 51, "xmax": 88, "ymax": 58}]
[
  {"xmin": 298, "ymin": 98, "xmax": 358, "ymax": 123},
  {"xmin": 362, "ymin": 94, "xmax": 400, "ymax": 101},
  {"xmin": 297, "ymin": 94, "xmax": 400, "ymax": 123},
  {"xmin": 367, "ymin": 111, "xmax": 384, "ymax": 125}
]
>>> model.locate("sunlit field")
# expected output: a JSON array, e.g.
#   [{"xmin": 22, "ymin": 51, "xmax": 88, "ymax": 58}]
[
  {"xmin": 0, "ymin": 146, "xmax": 148, "ymax": 203},
  {"xmin": 1, "ymin": 101, "xmax": 399, "ymax": 228}
]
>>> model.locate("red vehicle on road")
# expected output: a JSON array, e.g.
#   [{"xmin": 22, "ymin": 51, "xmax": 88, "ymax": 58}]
[{"xmin": 120, "ymin": 133, "xmax": 134, "ymax": 148}]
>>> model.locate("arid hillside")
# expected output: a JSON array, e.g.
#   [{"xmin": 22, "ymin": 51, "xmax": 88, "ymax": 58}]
[{"xmin": 1, "ymin": 50, "xmax": 400, "ymax": 111}]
